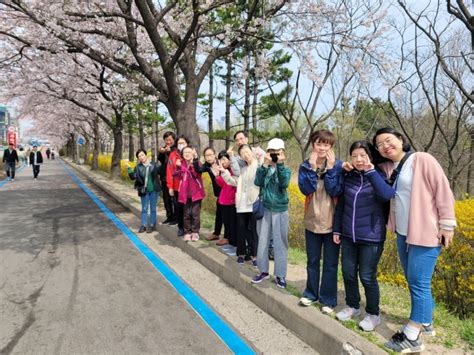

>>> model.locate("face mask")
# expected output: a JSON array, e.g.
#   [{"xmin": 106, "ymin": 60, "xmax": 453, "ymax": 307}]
[{"xmin": 177, "ymin": 144, "xmax": 185, "ymax": 151}]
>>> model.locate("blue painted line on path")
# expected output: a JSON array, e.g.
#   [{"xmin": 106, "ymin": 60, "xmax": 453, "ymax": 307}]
[
  {"xmin": 59, "ymin": 160, "xmax": 255, "ymax": 355},
  {"xmin": 0, "ymin": 164, "xmax": 27, "ymax": 189}
]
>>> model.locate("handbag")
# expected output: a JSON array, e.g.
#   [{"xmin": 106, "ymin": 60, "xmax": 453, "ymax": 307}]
[{"xmin": 252, "ymin": 197, "xmax": 264, "ymax": 220}]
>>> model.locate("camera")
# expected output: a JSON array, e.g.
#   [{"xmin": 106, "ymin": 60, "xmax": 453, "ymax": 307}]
[{"xmin": 270, "ymin": 153, "xmax": 279, "ymax": 163}]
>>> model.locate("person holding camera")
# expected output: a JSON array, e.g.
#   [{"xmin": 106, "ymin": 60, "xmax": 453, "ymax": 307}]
[
  {"xmin": 128, "ymin": 149, "xmax": 161, "ymax": 234},
  {"xmin": 251, "ymin": 138, "xmax": 291, "ymax": 288}
]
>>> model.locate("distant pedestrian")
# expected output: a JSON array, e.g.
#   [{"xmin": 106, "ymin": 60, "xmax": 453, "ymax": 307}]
[
  {"xmin": 252, "ymin": 138, "xmax": 292, "ymax": 289},
  {"xmin": 173, "ymin": 146, "xmax": 205, "ymax": 242},
  {"xmin": 46, "ymin": 148, "xmax": 51, "ymax": 160},
  {"xmin": 29, "ymin": 145, "xmax": 43, "ymax": 180},
  {"xmin": 51, "ymin": 148, "xmax": 56, "ymax": 160},
  {"xmin": 3, "ymin": 143, "xmax": 19, "ymax": 181},
  {"xmin": 127, "ymin": 149, "xmax": 162, "ymax": 233},
  {"xmin": 157, "ymin": 131, "xmax": 176, "ymax": 225}
]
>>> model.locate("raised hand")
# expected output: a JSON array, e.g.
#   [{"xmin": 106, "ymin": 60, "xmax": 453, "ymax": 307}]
[
  {"xmin": 278, "ymin": 151, "xmax": 286, "ymax": 163},
  {"xmin": 309, "ymin": 151, "xmax": 318, "ymax": 168},
  {"xmin": 342, "ymin": 161, "xmax": 354, "ymax": 172},
  {"xmin": 363, "ymin": 156, "xmax": 374, "ymax": 171},
  {"xmin": 326, "ymin": 149, "xmax": 336, "ymax": 169}
]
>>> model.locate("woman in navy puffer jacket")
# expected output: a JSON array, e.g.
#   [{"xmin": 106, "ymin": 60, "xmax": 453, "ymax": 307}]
[{"xmin": 332, "ymin": 141, "xmax": 394, "ymax": 332}]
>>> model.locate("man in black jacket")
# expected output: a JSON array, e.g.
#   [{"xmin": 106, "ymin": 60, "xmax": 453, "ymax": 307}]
[
  {"xmin": 3, "ymin": 143, "xmax": 19, "ymax": 181},
  {"xmin": 157, "ymin": 131, "xmax": 177, "ymax": 224},
  {"xmin": 29, "ymin": 145, "xmax": 43, "ymax": 180}
]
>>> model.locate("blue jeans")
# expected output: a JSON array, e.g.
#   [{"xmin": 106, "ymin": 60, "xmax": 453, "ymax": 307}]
[
  {"xmin": 397, "ymin": 234, "xmax": 441, "ymax": 324},
  {"xmin": 303, "ymin": 230, "xmax": 340, "ymax": 307},
  {"xmin": 341, "ymin": 238, "xmax": 384, "ymax": 315},
  {"xmin": 140, "ymin": 191, "xmax": 158, "ymax": 227}
]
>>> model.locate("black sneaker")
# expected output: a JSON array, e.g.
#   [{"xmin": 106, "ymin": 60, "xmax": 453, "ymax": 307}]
[
  {"xmin": 384, "ymin": 331, "xmax": 425, "ymax": 353},
  {"xmin": 161, "ymin": 218, "xmax": 171, "ymax": 225},
  {"xmin": 236, "ymin": 256, "xmax": 245, "ymax": 264},
  {"xmin": 146, "ymin": 225, "xmax": 156, "ymax": 233},
  {"xmin": 138, "ymin": 226, "xmax": 147, "ymax": 233},
  {"xmin": 177, "ymin": 228, "xmax": 184, "ymax": 237},
  {"xmin": 168, "ymin": 219, "xmax": 178, "ymax": 226},
  {"xmin": 276, "ymin": 277, "xmax": 286, "ymax": 289},
  {"xmin": 251, "ymin": 272, "xmax": 270, "ymax": 283}
]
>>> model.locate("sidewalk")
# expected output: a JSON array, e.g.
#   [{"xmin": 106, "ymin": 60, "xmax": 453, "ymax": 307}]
[{"xmin": 64, "ymin": 160, "xmax": 390, "ymax": 354}]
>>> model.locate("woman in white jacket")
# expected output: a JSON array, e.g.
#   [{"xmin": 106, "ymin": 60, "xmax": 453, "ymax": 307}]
[{"xmin": 221, "ymin": 144, "xmax": 260, "ymax": 265}]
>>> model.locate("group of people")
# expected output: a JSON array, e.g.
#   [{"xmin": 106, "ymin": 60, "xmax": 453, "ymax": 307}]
[
  {"xmin": 127, "ymin": 127, "xmax": 456, "ymax": 354},
  {"xmin": 2, "ymin": 143, "xmax": 45, "ymax": 180}
]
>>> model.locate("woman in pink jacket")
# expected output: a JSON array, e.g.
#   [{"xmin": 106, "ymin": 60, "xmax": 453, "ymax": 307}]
[
  {"xmin": 215, "ymin": 151, "xmax": 238, "ymax": 255},
  {"xmin": 173, "ymin": 146, "xmax": 205, "ymax": 242},
  {"xmin": 372, "ymin": 128, "xmax": 456, "ymax": 353}
]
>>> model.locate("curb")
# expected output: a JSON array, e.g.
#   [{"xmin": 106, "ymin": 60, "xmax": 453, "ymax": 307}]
[{"xmin": 65, "ymin": 160, "xmax": 385, "ymax": 355}]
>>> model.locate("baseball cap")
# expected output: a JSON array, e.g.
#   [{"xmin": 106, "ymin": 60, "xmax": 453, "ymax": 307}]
[{"xmin": 266, "ymin": 138, "xmax": 285, "ymax": 151}]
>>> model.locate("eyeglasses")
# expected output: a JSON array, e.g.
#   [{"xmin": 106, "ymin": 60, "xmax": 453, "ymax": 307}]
[{"xmin": 375, "ymin": 137, "xmax": 397, "ymax": 150}]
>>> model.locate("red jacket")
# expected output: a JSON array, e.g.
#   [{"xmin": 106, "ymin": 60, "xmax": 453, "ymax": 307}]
[
  {"xmin": 216, "ymin": 173, "xmax": 236, "ymax": 205},
  {"xmin": 173, "ymin": 159, "xmax": 206, "ymax": 203},
  {"xmin": 166, "ymin": 150, "xmax": 181, "ymax": 191}
]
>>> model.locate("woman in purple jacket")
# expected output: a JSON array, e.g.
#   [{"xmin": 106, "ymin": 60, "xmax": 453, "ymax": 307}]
[{"xmin": 332, "ymin": 141, "xmax": 394, "ymax": 332}]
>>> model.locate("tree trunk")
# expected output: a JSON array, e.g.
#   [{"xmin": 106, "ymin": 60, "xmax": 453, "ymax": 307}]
[
  {"xmin": 252, "ymin": 69, "xmax": 258, "ymax": 144},
  {"xmin": 128, "ymin": 121, "xmax": 135, "ymax": 162},
  {"xmin": 174, "ymin": 100, "xmax": 201, "ymax": 151},
  {"xmin": 110, "ymin": 114, "xmax": 123, "ymax": 179},
  {"xmin": 467, "ymin": 127, "xmax": 474, "ymax": 195},
  {"xmin": 208, "ymin": 65, "xmax": 214, "ymax": 148},
  {"xmin": 151, "ymin": 120, "xmax": 157, "ymax": 163},
  {"xmin": 138, "ymin": 114, "xmax": 145, "ymax": 149},
  {"xmin": 243, "ymin": 54, "xmax": 251, "ymax": 133},
  {"xmin": 225, "ymin": 58, "xmax": 232, "ymax": 149},
  {"xmin": 83, "ymin": 138, "xmax": 90, "ymax": 165},
  {"xmin": 92, "ymin": 118, "xmax": 100, "ymax": 170}
]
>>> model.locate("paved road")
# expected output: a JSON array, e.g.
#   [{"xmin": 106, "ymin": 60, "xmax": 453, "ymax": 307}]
[{"xmin": 0, "ymin": 160, "xmax": 247, "ymax": 354}]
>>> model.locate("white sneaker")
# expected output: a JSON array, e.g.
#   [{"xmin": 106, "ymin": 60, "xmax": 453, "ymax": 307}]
[
  {"xmin": 299, "ymin": 297, "xmax": 316, "ymax": 307},
  {"xmin": 321, "ymin": 305, "xmax": 334, "ymax": 314},
  {"xmin": 336, "ymin": 306, "xmax": 361, "ymax": 321},
  {"xmin": 359, "ymin": 314, "xmax": 381, "ymax": 331}
]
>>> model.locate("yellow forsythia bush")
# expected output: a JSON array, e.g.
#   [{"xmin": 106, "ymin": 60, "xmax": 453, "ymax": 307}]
[
  {"xmin": 432, "ymin": 199, "xmax": 474, "ymax": 318},
  {"xmin": 379, "ymin": 199, "xmax": 474, "ymax": 318}
]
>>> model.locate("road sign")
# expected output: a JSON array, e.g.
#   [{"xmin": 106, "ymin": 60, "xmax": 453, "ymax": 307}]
[{"xmin": 78, "ymin": 137, "xmax": 85, "ymax": 146}]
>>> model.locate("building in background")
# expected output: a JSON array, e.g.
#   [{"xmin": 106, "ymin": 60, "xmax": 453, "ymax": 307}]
[{"xmin": 0, "ymin": 105, "xmax": 20, "ymax": 146}]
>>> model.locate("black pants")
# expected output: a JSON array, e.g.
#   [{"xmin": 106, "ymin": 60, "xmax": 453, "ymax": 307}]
[
  {"xmin": 213, "ymin": 200, "xmax": 223, "ymax": 236},
  {"xmin": 5, "ymin": 162, "xmax": 15, "ymax": 179},
  {"xmin": 183, "ymin": 199, "xmax": 201, "ymax": 234},
  {"xmin": 341, "ymin": 238, "xmax": 384, "ymax": 315},
  {"xmin": 161, "ymin": 180, "xmax": 175, "ymax": 220},
  {"xmin": 173, "ymin": 190, "xmax": 184, "ymax": 229},
  {"xmin": 237, "ymin": 212, "xmax": 258, "ymax": 257},
  {"xmin": 221, "ymin": 204, "xmax": 237, "ymax": 246},
  {"xmin": 32, "ymin": 164, "xmax": 40, "ymax": 178}
]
